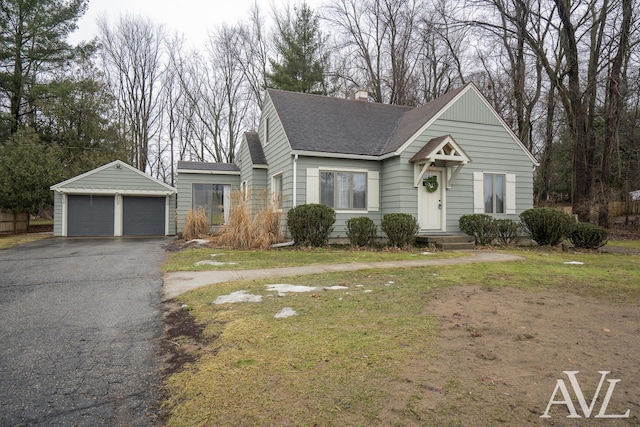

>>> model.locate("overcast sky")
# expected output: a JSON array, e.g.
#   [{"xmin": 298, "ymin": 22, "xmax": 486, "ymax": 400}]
[{"xmin": 70, "ymin": 0, "xmax": 325, "ymax": 46}]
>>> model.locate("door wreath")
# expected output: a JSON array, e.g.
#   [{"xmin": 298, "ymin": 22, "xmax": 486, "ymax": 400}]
[{"xmin": 423, "ymin": 175, "xmax": 439, "ymax": 193}]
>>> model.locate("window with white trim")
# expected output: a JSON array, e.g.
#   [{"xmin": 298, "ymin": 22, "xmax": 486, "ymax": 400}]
[
  {"xmin": 272, "ymin": 173, "xmax": 283, "ymax": 210},
  {"xmin": 241, "ymin": 181, "xmax": 248, "ymax": 201},
  {"xmin": 193, "ymin": 184, "xmax": 230, "ymax": 225},
  {"xmin": 484, "ymin": 173, "xmax": 505, "ymax": 214},
  {"xmin": 265, "ymin": 117, "xmax": 270, "ymax": 144},
  {"xmin": 320, "ymin": 171, "xmax": 367, "ymax": 210},
  {"xmin": 473, "ymin": 172, "xmax": 516, "ymax": 215}
]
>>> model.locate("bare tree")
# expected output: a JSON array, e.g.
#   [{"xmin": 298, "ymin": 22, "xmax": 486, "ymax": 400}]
[
  {"xmin": 98, "ymin": 14, "xmax": 166, "ymax": 172},
  {"xmin": 598, "ymin": 0, "xmax": 634, "ymax": 226}
]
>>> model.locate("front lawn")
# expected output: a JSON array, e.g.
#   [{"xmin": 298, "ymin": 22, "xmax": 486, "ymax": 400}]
[{"xmin": 160, "ymin": 247, "xmax": 640, "ymax": 426}]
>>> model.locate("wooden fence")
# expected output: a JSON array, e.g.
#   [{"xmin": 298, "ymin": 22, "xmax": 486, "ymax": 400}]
[
  {"xmin": 556, "ymin": 201, "xmax": 640, "ymax": 219},
  {"xmin": 0, "ymin": 210, "xmax": 29, "ymax": 235},
  {"xmin": 609, "ymin": 201, "xmax": 640, "ymax": 217}
]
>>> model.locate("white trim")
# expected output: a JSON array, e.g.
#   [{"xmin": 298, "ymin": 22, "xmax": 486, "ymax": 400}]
[
  {"xmin": 271, "ymin": 171, "xmax": 283, "ymax": 210},
  {"xmin": 54, "ymin": 188, "xmax": 174, "ymax": 196},
  {"xmin": 51, "ymin": 160, "xmax": 177, "ymax": 193},
  {"xmin": 292, "ymin": 154, "xmax": 298, "ymax": 207},
  {"xmin": 506, "ymin": 174, "xmax": 517, "ymax": 214},
  {"xmin": 291, "ymin": 150, "xmax": 381, "ymax": 161},
  {"xmin": 165, "ymin": 196, "xmax": 171, "ymax": 235},
  {"xmin": 176, "ymin": 168, "xmax": 240, "ymax": 175},
  {"xmin": 417, "ymin": 167, "xmax": 446, "ymax": 232},
  {"xmin": 61, "ymin": 193, "xmax": 68, "ymax": 237},
  {"xmin": 473, "ymin": 172, "xmax": 484, "ymax": 214},
  {"xmin": 306, "ymin": 168, "xmax": 319, "ymax": 204},
  {"xmin": 114, "ymin": 194, "xmax": 123, "ymax": 236},
  {"xmin": 367, "ymin": 170, "xmax": 379, "ymax": 212}
]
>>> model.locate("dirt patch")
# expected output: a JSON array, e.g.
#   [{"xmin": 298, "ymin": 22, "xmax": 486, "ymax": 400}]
[
  {"xmin": 416, "ymin": 285, "xmax": 640, "ymax": 425},
  {"xmin": 158, "ymin": 299, "xmax": 208, "ymax": 377}
]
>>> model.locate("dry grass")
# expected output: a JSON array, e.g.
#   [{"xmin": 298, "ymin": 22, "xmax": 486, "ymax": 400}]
[
  {"xmin": 182, "ymin": 207, "xmax": 210, "ymax": 240},
  {"xmin": 212, "ymin": 190, "xmax": 283, "ymax": 249}
]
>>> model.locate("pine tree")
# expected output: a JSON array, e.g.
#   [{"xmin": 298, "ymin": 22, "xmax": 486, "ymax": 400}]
[
  {"xmin": 266, "ymin": 3, "xmax": 328, "ymax": 94},
  {"xmin": 0, "ymin": 0, "xmax": 87, "ymax": 134}
]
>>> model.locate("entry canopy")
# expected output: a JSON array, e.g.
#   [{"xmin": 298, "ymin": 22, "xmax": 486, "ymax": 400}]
[{"xmin": 409, "ymin": 135, "xmax": 471, "ymax": 188}]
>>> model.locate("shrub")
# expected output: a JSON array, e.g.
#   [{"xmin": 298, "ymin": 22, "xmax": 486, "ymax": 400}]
[
  {"xmin": 346, "ymin": 217, "xmax": 378, "ymax": 247},
  {"xmin": 287, "ymin": 204, "xmax": 335, "ymax": 247},
  {"xmin": 494, "ymin": 218, "xmax": 523, "ymax": 246},
  {"xmin": 381, "ymin": 213, "xmax": 419, "ymax": 248},
  {"xmin": 569, "ymin": 222, "xmax": 608, "ymax": 249},
  {"xmin": 459, "ymin": 214, "xmax": 497, "ymax": 246},
  {"xmin": 519, "ymin": 208, "xmax": 574, "ymax": 246},
  {"xmin": 183, "ymin": 207, "xmax": 210, "ymax": 240}
]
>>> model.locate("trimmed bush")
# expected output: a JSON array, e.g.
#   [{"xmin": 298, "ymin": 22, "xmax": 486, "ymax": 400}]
[
  {"xmin": 287, "ymin": 204, "xmax": 335, "ymax": 247},
  {"xmin": 459, "ymin": 214, "xmax": 497, "ymax": 246},
  {"xmin": 519, "ymin": 208, "xmax": 574, "ymax": 246},
  {"xmin": 346, "ymin": 216, "xmax": 378, "ymax": 247},
  {"xmin": 569, "ymin": 222, "xmax": 608, "ymax": 249},
  {"xmin": 494, "ymin": 218, "xmax": 523, "ymax": 246},
  {"xmin": 381, "ymin": 213, "xmax": 419, "ymax": 248}
]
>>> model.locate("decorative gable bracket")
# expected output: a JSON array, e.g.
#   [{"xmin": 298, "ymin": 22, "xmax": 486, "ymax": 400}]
[{"xmin": 409, "ymin": 135, "xmax": 471, "ymax": 188}]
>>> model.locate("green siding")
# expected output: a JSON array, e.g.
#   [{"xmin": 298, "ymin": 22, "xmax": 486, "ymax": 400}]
[
  {"xmin": 175, "ymin": 172, "xmax": 240, "ymax": 234},
  {"xmin": 53, "ymin": 192, "xmax": 63, "ymax": 236},
  {"xmin": 261, "ymin": 94, "xmax": 294, "ymax": 235},
  {"xmin": 61, "ymin": 163, "xmax": 171, "ymax": 192},
  {"xmin": 391, "ymin": 113, "xmax": 535, "ymax": 232},
  {"xmin": 238, "ymin": 138, "xmax": 268, "ymax": 214},
  {"xmin": 440, "ymin": 90, "xmax": 502, "ymax": 126},
  {"xmin": 296, "ymin": 157, "xmax": 382, "ymax": 238}
]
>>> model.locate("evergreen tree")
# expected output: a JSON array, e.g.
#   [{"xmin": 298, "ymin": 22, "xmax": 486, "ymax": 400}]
[
  {"xmin": 0, "ymin": 0, "xmax": 87, "ymax": 134},
  {"xmin": 0, "ymin": 129, "xmax": 63, "ymax": 212},
  {"xmin": 266, "ymin": 3, "xmax": 328, "ymax": 94}
]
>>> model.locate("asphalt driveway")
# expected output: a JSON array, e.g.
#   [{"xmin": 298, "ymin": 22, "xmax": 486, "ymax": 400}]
[{"xmin": 0, "ymin": 237, "xmax": 169, "ymax": 426}]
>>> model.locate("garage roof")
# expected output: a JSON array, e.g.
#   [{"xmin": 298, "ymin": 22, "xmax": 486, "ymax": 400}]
[{"xmin": 51, "ymin": 160, "xmax": 177, "ymax": 195}]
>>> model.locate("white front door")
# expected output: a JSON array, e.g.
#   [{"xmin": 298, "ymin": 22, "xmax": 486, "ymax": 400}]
[{"xmin": 418, "ymin": 169, "xmax": 444, "ymax": 231}]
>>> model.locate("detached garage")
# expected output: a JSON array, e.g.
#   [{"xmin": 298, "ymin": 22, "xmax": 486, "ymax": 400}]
[{"xmin": 51, "ymin": 160, "xmax": 177, "ymax": 237}]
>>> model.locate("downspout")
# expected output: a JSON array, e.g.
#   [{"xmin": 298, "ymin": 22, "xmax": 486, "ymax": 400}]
[{"xmin": 292, "ymin": 154, "xmax": 298, "ymax": 207}]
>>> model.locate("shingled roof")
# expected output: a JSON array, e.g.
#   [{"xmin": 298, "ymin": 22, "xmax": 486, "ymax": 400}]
[
  {"xmin": 244, "ymin": 131, "xmax": 266, "ymax": 165},
  {"xmin": 267, "ymin": 89, "xmax": 412, "ymax": 156},
  {"xmin": 267, "ymin": 84, "xmax": 471, "ymax": 157}
]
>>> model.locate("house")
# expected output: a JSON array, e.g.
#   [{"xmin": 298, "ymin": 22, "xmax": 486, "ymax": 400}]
[
  {"xmin": 176, "ymin": 83, "xmax": 538, "ymax": 240},
  {"xmin": 51, "ymin": 160, "xmax": 177, "ymax": 237}
]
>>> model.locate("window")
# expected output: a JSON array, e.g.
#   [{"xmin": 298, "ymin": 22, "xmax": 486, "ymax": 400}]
[
  {"xmin": 241, "ymin": 181, "xmax": 248, "ymax": 201},
  {"xmin": 272, "ymin": 173, "xmax": 282, "ymax": 210},
  {"xmin": 265, "ymin": 117, "xmax": 270, "ymax": 144},
  {"xmin": 320, "ymin": 171, "xmax": 367, "ymax": 210},
  {"xmin": 484, "ymin": 174, "xmax": 505, "ymax": 214},
  {"xmin": 192, "ymin": 184, "xmax": 230, "ymax": 225}
]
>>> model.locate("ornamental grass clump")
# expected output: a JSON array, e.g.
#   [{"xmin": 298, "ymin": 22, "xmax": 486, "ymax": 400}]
[
  {"xmin": 213, "ymin": 190, "xmax": 282, "ymax": 249},
  {"xmin": 182, "ymin": 207, "xmax": 210, "ymax": 240}
]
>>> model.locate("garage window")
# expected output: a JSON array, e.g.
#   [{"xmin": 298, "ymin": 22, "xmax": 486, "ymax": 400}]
[{"xmin": 193, "ymin": 184, "xmax": 230, "ymax": 225}]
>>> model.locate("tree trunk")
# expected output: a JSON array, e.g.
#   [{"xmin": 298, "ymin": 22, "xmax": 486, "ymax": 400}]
[{"xmin": 599, "ymin": 0, "xmax": 632, "ymax": 227}]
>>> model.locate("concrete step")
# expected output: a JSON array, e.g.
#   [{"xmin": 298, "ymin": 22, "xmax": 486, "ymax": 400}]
[
  {"xmin": 415, "ymin": 234, "xmax": 476, "ymax": 250},
  {"xmin": 437, "ymin": 242, "xmax": 477, "ymax": 251}
]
